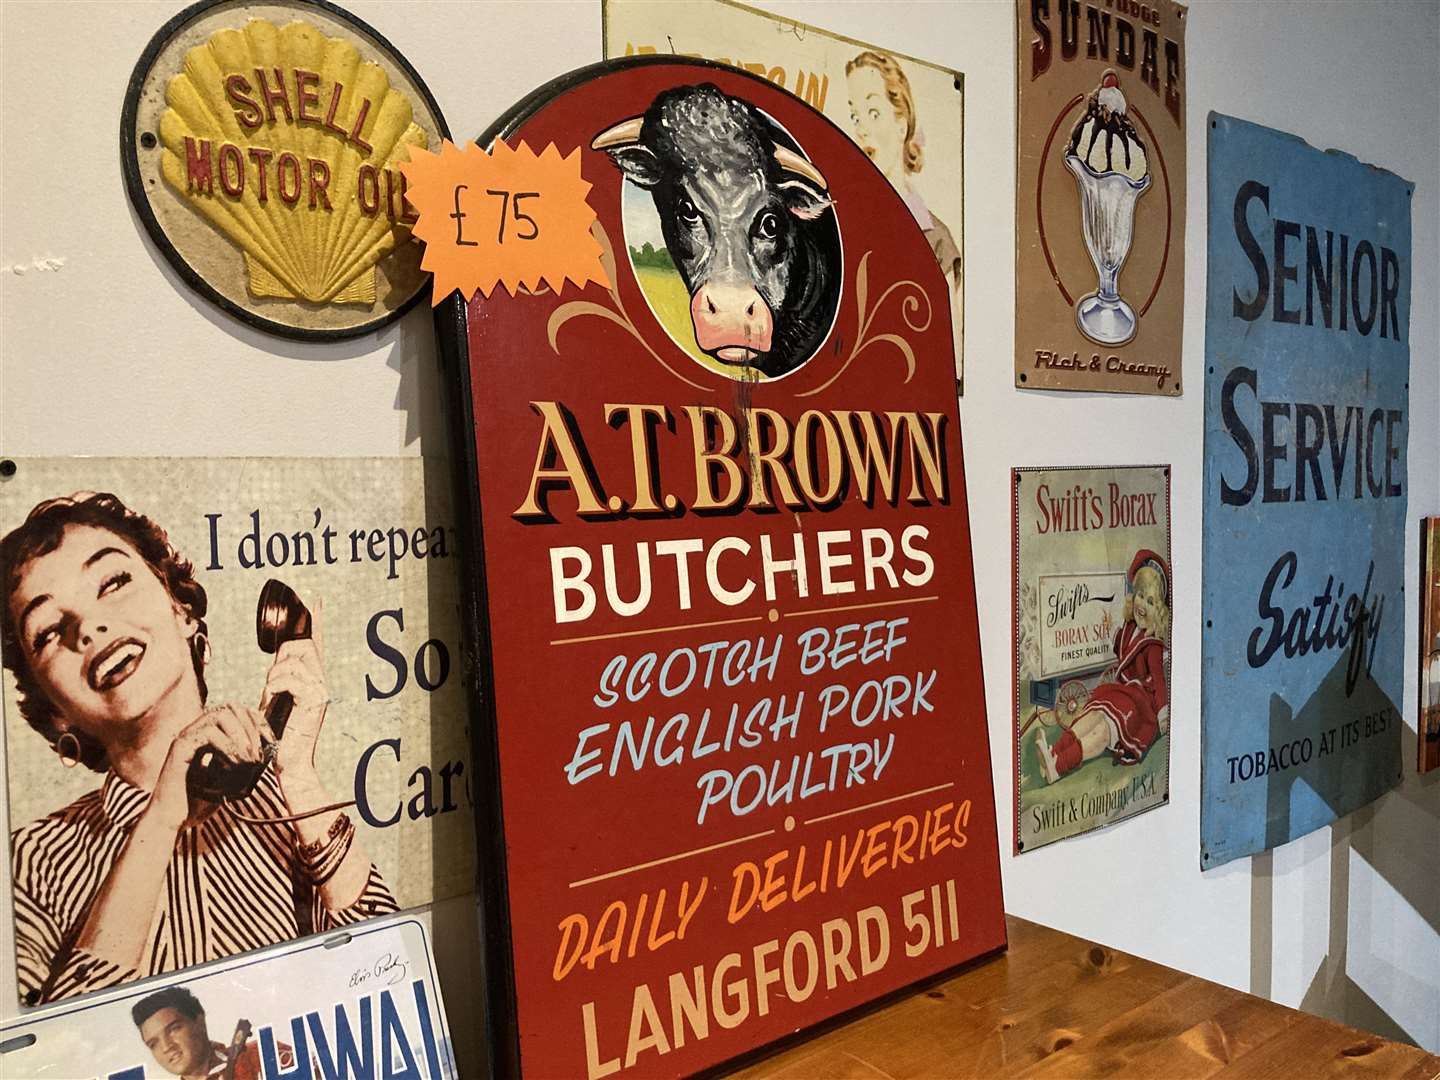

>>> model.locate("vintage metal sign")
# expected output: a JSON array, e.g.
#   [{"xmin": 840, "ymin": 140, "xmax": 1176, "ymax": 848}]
[
  {"xmin": 0, "ymin": 915, "xmax": 456, "ymax": 1078},
  {"xmin": 1201, "ymin": 115, "xmax": 1411, "ymax": 868},
  {"xmin": 603, "ymin": 0, "xmax": 966, "ymax": 390},
  {"xmin": 437, "ymin": 58, "xmax": 1004, "ymax": 1077},
  {"xmin": 1013, "ymin": 465, "xmax": 1171, "ymax": 852},
  {"xmin": 1015, "ymin": 0, "xmax": 1186, "ymax": 395},
  {"xmin": 1420, "ymin": 518, "xmax": 1439, "ymax": 773},
  {"xmin": 0, "ymin": 458, "xmax": 472, "ymax": 1005},
  {"xmin": 121, "ymin": 0, "xmax": 449, "ymax": 340}
]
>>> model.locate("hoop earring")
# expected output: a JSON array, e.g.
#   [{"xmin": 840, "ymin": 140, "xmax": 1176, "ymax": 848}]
[
  {"xmin": 193, "ymin": 631, "xmax": 211, "ymax": 666},
  {"xmin": 56, "ymin": 731, "xmax": 82, "ymax": 769}
]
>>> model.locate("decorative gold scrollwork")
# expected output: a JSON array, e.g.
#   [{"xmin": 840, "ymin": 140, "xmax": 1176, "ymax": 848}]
[
  {"xmin": 546, "ymin": 223, "xmax": 712, "ymax": 392},
  {"xmin": 798, "ymin": 250, "xmax": 932, "ymax": 398}
]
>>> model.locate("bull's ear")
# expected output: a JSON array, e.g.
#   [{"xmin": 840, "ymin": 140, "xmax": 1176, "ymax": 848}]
[
  {"xmin": 603, "ymin": 145, "xmax": 662, "ymax": 189},
  {"xmin": 779, "ymin": 178, "xmax": 833, "ymax": 222}
]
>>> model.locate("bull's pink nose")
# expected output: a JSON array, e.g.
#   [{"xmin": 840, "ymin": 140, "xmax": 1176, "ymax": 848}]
[{"xmin": 691, "ymin": 282, "xmax": 773, "ymax": 360}]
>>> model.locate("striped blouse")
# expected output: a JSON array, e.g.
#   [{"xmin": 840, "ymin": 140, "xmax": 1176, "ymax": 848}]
[{"xmin": 11, "ymin": 770, "xmax": 397, "ymax": 1005}]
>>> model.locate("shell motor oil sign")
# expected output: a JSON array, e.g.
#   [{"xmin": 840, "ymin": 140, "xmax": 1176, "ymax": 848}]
[
  {"xmin": 434, "ymin": 58, "xmax": 1005, "ymax": 1078},
  {"xmin": 122, "ymin": 0, "xmax": 448, "ymax": 340}
]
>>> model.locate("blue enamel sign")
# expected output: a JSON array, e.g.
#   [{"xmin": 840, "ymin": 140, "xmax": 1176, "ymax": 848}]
[{"xmin": 1201, "ymin": 114, "xmax": 1412, "ymax": 869}]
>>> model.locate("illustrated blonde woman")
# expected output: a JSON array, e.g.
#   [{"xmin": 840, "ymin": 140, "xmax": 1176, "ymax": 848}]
[
  {"xmin": 1036, "ymin": 550, "xmax": 1171, "ymax": 781},
  {"xmin": 2, "ymin": 493, "xmax": 396, "ymax": 1005},
  {"xmin": 845, "ymin": 50, "xmax": 962, "ymax": 292}
]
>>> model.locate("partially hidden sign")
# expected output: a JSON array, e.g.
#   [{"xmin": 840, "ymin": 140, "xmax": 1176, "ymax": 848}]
[
  {"xmin": 0, "ymin": 458, "xmax": 473, "ymax": 1006},
  {"xmin": 0, "ymin": 915, "xmax": 456, "ymax": 1079},
  {"xmin": 121, "ymin": 0, "xmax": 449, "ymax": 340},
  {"xmin": 1201, "ymin": 115, "xmax": 1411, "ymax": 868},
  {"xmin": 1422, "ymin": 518, "xmax": 1440, "ymax": 774},
  {"xmin": 1015, "ymin": 0, "xmax": 1187, "ymax": 395},
  {"xmin": 436, "ymin": 58, "xmax": 1005, "ymax": 1077}
]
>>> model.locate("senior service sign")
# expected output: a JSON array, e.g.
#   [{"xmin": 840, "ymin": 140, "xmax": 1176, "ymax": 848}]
[
  {"xmin": 1201, "ymin": 115, "xmax": 1411, "ymax": 868},
  {"xmin": 436, "ymin": 59, "xmax": 1004, "ymax": 1077}
]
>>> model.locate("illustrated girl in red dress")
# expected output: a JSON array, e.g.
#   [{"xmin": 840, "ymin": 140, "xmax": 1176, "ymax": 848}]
[{"xmin": 1036, "ymin": 550, "xmax": 1170, "ymax": 782}]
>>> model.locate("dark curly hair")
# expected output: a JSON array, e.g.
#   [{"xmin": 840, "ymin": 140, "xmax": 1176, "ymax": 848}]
[
  {"xmin": 132, "ymin": 984, "xmax": 204, "ymax": 1028},
  {"xmin": 0, "ymin": 493, "xmax": 209, "ymax": 773}
]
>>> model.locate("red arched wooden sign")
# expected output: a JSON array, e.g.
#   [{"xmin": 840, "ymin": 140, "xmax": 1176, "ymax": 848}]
[{"xmin": 437, "ymin": 57, "xmax": 1005, "ymax": 1078}]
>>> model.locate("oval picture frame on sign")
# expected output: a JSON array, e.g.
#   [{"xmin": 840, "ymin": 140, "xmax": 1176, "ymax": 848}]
[{"xmin": 121, "ymin": 0, "xmax": 450, "ymax": 340}]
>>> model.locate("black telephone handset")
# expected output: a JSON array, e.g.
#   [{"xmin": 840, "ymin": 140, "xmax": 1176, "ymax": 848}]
[{"xmin": 185, "ymin": 579, "xmax": 312, "ymax": 803}]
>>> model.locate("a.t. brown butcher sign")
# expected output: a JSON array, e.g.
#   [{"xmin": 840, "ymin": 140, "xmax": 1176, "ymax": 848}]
[{"xmin": 437, "ymin": 58, "xmax": 1004, "ymax": 1077}]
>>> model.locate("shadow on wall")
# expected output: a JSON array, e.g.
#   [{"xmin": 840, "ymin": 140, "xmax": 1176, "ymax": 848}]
[
  {"xmin": 418, "ymin": 448, "xmax": 489, "ymax": 1079},
  {"xmin": 1261, "ymin": 639, "xmax": 1403, "ymax": 857},
  {"xmin": 1249, "ymin": 641, "xmax": 1440, "ymax": 1048}
]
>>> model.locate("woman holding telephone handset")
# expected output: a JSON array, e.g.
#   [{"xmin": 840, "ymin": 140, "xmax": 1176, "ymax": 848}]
[{"xmin": 2, "ymin": 493, "xmax": 396, "ymax": 1005}]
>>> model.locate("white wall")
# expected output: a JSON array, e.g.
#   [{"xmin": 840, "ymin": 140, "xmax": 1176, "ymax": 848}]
[{"xmin": 2, "ymin": 0, "xmax": 1436, "ymax": 1066}]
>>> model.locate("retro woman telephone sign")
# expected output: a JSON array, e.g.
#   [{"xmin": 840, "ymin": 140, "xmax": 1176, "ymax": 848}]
[{"xmin": 1, "ymin": 493, "xmax": 397, "ymax": 1005}]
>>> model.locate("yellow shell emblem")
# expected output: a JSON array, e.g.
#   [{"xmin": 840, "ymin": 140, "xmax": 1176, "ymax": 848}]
[{"xmin": 158, "ymin": 18, "xmax": 428, "ymax": 306}]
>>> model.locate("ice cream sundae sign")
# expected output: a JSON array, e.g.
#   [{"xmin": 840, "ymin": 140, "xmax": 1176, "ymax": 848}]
[{"xmin": 1016, "ymin": 0, "xmax": 1186, "ymax": 395}]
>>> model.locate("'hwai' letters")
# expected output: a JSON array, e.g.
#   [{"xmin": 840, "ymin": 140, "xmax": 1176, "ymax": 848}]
[{"xmin": 0, "ymin": 916, "xmax": 456, "ymax": 1079}]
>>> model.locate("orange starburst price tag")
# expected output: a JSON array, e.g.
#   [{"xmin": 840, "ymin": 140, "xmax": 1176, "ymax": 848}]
[{"xmin": 400, "ymin": 139, "xmax": 609, "ymax": 303}]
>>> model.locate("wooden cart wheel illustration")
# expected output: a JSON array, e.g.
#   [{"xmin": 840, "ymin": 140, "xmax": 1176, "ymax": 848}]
[{"xmin": 1054, "ymin": 679, "xmax": 1091, "ymax": 729}]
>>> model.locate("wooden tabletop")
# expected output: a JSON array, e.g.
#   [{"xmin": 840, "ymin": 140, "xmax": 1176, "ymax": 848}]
[{"xmin": 727, "ymin": 915, "xmax": 1440, "ymax": 1079}]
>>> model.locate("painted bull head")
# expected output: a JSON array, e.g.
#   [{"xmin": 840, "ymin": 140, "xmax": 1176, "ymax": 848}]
[{"xmin": 593, "ymin": 84, "xmax": 841, "ymax": 378}]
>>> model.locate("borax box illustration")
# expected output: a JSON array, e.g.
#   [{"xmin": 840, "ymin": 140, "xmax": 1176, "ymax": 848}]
[
  {"xmin": 1016, "ymin": 0, "xmax": 1187, "ymax": 395},
  {"xmin": 437, "ymin": 58, "xmax": 1005, "ymax": 1078}
]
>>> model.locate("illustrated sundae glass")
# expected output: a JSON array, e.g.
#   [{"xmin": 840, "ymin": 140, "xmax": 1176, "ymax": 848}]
[{"xmin": 1064, "ymin": 71, "xmax": 1152, "ymax": 346}]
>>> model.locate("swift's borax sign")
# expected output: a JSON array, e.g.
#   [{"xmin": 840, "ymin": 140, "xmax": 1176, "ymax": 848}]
[{"xmin": 436, "ymin": 58, "xmax": 1004, "ymax": 1077}]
